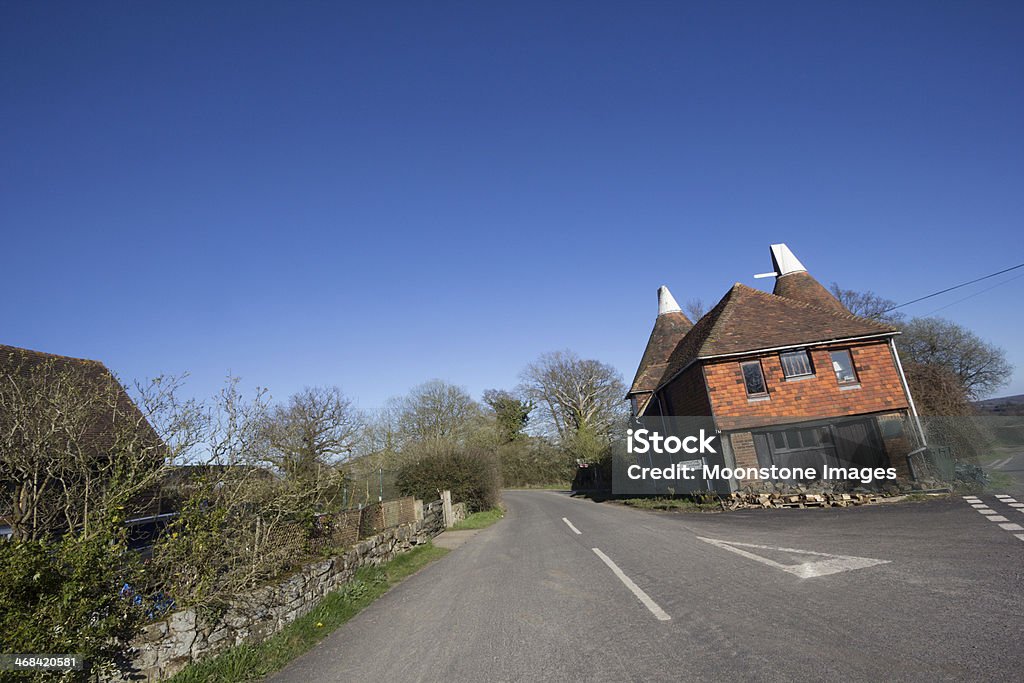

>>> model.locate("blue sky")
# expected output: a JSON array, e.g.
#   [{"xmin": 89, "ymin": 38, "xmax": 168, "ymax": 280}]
[{"xmin": 2, "ymin": 1, "xmax": 1022, "ymax": 411}]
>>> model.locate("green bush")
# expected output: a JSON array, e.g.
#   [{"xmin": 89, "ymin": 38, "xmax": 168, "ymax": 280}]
[
  {"xmin": 497, "ymin": 439, "xmax": 575, "ymax": 488},
  {"xmin": 0, "ymin": 526, "xmax": 146, "ymax": 681},
  {"xmin": 395, "ymin": 444, "xmax": 500, "ymax": 512}
]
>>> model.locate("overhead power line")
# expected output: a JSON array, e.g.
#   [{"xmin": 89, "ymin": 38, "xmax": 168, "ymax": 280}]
[
  {"xmin": 922, "ymin": 271, "xmax": 1024, "ymax": 316},
  {"xmin": 881, "ymin": 261, "xmax": 1024, "ymax": 314}
]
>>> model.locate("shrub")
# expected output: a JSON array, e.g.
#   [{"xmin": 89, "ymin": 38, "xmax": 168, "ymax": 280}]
[
  {"xmin": 395, "ymin": 443, "xmax": 500, "ymax": 512},
  {"xmin": 497, "ymin": 439, "xmax": 575, "ymax": 487},
  {"xmin": 0, "ymin": 525, "xmax": 146, "ymax": 681},
  {"xmin": 150, "ymin": 470, "xmax": 323, "ymax": 609}
]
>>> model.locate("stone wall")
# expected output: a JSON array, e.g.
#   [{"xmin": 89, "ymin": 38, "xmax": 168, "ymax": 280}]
[
  {"xmin": 120, "ymin": 497, "xmax": 465, "ymax": 681},
  {"xmin": 451, "ymin": 500, "xmax": 467, "ymax": 525}
]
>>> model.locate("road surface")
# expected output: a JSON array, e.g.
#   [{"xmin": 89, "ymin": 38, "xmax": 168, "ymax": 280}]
[{"xmin": 271, "ymin": 490, "xmax": 1024, "ymax": 682}]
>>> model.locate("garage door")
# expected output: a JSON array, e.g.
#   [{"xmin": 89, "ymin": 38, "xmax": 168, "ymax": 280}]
[{"xmin": 751, "ymin": 417, "xmax": 887, "ymax": 483}]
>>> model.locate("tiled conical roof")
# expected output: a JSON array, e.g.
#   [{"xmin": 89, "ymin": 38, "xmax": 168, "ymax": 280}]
[
  {"xmin": 769, "ymin": 243, "xmax": 848, "ymax": 313},
  {"xmin": 628, "ymin": 287, "xmax": 693, "ymax": 398}
]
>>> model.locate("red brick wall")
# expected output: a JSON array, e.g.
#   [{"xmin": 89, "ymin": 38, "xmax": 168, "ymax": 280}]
[
  {"xmin": 656, "ymin": 364, "xmax": 713, "ymax": 416},
  {"xmin": 704, "ymin": 341, "xmax": 909, "ymax": 426},
  {"xmin": 730, "ymin": 432, "xmax": 759, "ymax": 469}
]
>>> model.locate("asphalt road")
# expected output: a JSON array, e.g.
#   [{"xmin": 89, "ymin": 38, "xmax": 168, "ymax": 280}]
[{"xmin": 270, "ymin": 491, "xmax": 1024, "ymax": 682}]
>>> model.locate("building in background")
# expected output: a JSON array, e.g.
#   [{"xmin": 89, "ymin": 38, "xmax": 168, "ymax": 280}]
[{"xmin": 629, "ymin": 244, "xmax": 924, "ymax": 487}]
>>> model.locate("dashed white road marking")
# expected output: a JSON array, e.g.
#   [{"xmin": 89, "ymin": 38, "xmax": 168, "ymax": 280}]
[
  {"xmin": 592, "ymin": 548, "xmax": 671, "ymax": 621},
  {"xmin": 696, "ymin": 537, "xmax": 889, "ymax": 578},
  {"xmin": 965, "ymin": 496, "xmax": 1024, "ymax": 542},
  {"xmin": 562, "ymin": 517, "xmax": 581, "ymax": 535}
]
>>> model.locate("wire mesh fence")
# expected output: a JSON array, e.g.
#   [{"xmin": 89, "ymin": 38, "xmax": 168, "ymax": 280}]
[
  {"xmin": 308, "ymin": 495, "xmax": 421, "ymax": 555},
  {"xmin": 339, "ymin": 468, "xmax": 402, "ymax": 509}
]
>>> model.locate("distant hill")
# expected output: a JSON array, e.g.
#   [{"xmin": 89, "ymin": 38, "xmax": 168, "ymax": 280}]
[{"xmin": 974, "ymin": 394, "xmax": 1024, "ymax": 416}]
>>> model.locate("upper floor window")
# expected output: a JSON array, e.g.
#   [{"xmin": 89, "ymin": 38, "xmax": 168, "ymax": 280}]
[
  {"xmin": 830, "ymin": 349, "xmax": 858, "ymax": 384},
  {"xmin": 741, "ymin": 360, "xmax": 768, "ymax": 397},
  {"xmin": 779, "ymin": 349, "xmax": 814, "ymax": 378}
]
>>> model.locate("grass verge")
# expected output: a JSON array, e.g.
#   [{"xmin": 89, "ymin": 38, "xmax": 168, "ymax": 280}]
[
  {"xmin": 451, "ymin": 507, "xmax": 504, "ymax": 530},
  {"xmin": 502, "ymin": 483, "xmax": 571, "ymax": 490},
  {"xmin": 986, "ymin": 470, "xmax": 1016, "ymax": 491},
  {"xmin": 618, "ymin": 497, "xmax": 722, "ymax": 512},
  {"xmin": 168, "ymin": 543, "xmax": 449, "ymax": 683}
]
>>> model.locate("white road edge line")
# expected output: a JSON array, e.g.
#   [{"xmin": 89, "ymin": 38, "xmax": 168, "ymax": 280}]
[
  {"xmin": 592, "ymin": 548, "xmax": 671, "ymax": 621},
  {"xmin": 562, "ymin": 517, "xmax": 582, "ymax": 535}
]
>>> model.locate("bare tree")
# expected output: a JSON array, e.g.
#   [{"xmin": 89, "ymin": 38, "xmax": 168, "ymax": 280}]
[
  {"xmin": 262, "ymin": 386, "xmax": 364, "ymax": 477},
  {"xmin": 0, "ymin": 349, "xmax": 206, "ymax": 541},
  {"xmin": 898, "ymin": 317, "xmax": 1012, "ymax": 400},
  {"xmin": 829, "ymin": 283, "xmax": 905, "ymax": 323},
  {"xmin": 153, "ymin": 378, "xmax": 348, "ymax": 607},
  {"xmin": 518, "ymin": 351, "xmax": 627, "ymax": 444},
  {"xmin": 684, "ymin": 298, "xmax": 708, "ymax": 320},
  {"xmin": 203, "ymin": 374, "xmax": 270, "ymax": 467},
  {"xmin": 901, "ymin": 361, "xmax": 973, "ymax": 416},
  {"xmin": 394, "ymin": 380, "xmax": 482, "ymax": 443}
]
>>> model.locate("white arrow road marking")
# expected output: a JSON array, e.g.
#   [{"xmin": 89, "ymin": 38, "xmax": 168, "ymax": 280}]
[
  {"xmin": 592, "ymin": 548, "xmax": 671, "ymax": 621},
  {"xmin": 562, "ymin": 517, "xmax": 581, "ymax": 535},
  {"xmin": 696, "ymin": 537, "xmax": 890, "ymax": 578}
]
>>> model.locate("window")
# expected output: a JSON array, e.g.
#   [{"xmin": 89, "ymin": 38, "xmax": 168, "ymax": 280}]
[
  {"xmin": 741, "ymin": 361, "xmax": 767, "ymax": 397},
  {"xmin": 830, "ymin": 349, "xmax": 858, "ymax": 384},
  {"xmin": 779, "ymin": 349, "xmax": 814, "ymax": 378},
  {"xmin": 771, "ymin": 426, "xmax": 833, "ymax": 451}
]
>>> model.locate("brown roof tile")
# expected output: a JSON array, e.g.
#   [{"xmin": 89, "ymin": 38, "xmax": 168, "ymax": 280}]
[
  {"xmin": 656, "ymin": 283, "xmax": 897, "ymax": 390},
  {"xmin": 628, "ymin": 310, "xmax": 693, "ymax": 396},
  {"xmin": 0, "ymin": 344, "xmax": 159, "ymax": 456},
  {"xmin": 772, "ymin": 271, "xmax": 848, "ymax": 313}
]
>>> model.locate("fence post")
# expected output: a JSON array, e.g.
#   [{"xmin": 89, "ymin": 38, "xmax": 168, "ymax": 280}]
[{"xmin": 441, "ymin": 489, "xmax": 454, "ymax": 528}]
